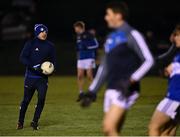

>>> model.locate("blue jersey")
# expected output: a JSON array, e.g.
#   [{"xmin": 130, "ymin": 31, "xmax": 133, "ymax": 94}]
[
  {"xmin": 76, "ymin": 31, "xmax": 99, "ymax": 60},
  {"xmin": 167, "ymin": 51, "xmax": 180, "ymax": 101},
  {"xmin": 20, "ymin": 37, "xmax": 56, "ymax": 78}
]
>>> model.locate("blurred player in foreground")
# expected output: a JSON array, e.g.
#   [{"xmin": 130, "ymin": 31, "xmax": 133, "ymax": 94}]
[
  {"xmin": 73, "ymin": 21, "xmax": 99, "ymax": 101},
  {"xmin": 80, "ymin": 2, "xmax": 154, "ymax": 136},
  {"xmin": 17, "ymin": 24, "xmax": 56, "ymax": 130},
  {"xmin": 148, "ymin": 25, "xmax": 180, "ymax": 136}
]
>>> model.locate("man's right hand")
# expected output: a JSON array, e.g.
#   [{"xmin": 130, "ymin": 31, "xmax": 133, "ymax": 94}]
[{"xmin": 32, "ymin": 64, "xmax": 42, "ymax": 73}]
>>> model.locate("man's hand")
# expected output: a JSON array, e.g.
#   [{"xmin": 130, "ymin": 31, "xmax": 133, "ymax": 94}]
[
  {"xmin": 120, "ymin": 79, "xmax": 139, "ymax": 98},
  {"xmin": 32, "ymin": 64, "xmax": 42, "ymax": 73},
  {"xmin": 164, "ymin": 64, "xmax": 173, "ymax": 77},
  {"xmin": 130, "ymin": 78, "xmax": 136, "ymax": 84},
  {"xmin": 80, "ymin": 91, "xmax": 96, "ymax": 108}
]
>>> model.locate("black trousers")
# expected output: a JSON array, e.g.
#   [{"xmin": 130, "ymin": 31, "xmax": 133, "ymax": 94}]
[{"xmin": 18, "ymin": 77, "xmax": 48, "ymax": 123}]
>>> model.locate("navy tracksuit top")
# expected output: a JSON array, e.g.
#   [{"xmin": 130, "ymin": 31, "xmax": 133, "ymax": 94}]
[{"xmin": 20, "ymin": 37, "xmax": 56, "ymax": 78}]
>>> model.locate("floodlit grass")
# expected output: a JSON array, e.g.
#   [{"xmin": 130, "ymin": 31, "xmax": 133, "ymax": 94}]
[{"xmin": 0, "ymin": 76, "xmax": 179, "ymax": 136}]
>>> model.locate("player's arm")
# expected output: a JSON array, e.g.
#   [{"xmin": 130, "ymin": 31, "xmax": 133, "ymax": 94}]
[
  {"xmin": 76, "ymin": 39, "xmax": 85, "ymax": 51},
  {"xmin": 85, "ymin": 37, "xmax": 99, "ymax": 50},
  {"xmin": 82, "ymin": 33, "xmax": 99, "ymax": 50},
  {"xmin": 157, "ymin": 44, "xmax": 177, "ymax": 61},
  {"xmin": 89, "ymin": 56, "xmax": 107, "ymax": 93},
  {"xmin": 80, "ymin": 56, "xmax": 108, "ymax": 107},
  {"xmin": 156, "ymin": 44, "xmax": 177, "ymax": 72},
  {"xmin": 158, "ymin": 28, "xmax": 179, "ymax": 61},
  {"xmin": 20, "ymin": 41, "xmax": 32, "ymax": 67},
  {"xmin": 129, "ymin": 30, "xmax": 154, "ymax": 82},
  {"xmin": 20, "ymin": 41, "xmax": 41, "ymax": 72}
]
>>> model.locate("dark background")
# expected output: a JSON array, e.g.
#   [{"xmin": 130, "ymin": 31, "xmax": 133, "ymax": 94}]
[{"xmin": 0, "ymin": 0, "xmax": 180, "ymax": 75}]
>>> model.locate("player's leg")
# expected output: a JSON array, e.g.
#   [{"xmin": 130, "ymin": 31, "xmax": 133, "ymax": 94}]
[
  {"xmin": 161, "ymin": 121, "xmax": 178, "ymax": 136},
  {"xmin": 102, "ymin": 89, "xmax": 139, "ymax": 136},
  {"xmin": 86, "ymin": 68, "xmax": 93, "ymax": 82},
  {"xmin": 148, "ymin": 110, "xmax": 172, "ymax": 136},
  {"xmin": 77, "ymin": 68, "xmax": 85, "ymax": 93},
  {"xmin": 161, "ymin": 106, "xmax": 180, "ymax": 136},
  {"xmin": 77, "ymin": 60, "xmax": 85, "ymax": 101},
  {"xmin": 168, "ymin": 123, "xmax": 179, "ymax": 136},
  {"xmin": 17, "ymin": 78, "xmax": 35, "ymax": 129},
  {"xmin": 103, "ymin": 105, "xmax": 126, "ymax": 136},
  {"xmin": 86, "ymin": 59, "xmax": 95, "ymax": 82},
  {"xmin": 168, "ymin": 125, "xmax": 179, "ymax": 136},
  {"xmin": 148, "ymin": 98, "xmax": 180, "ymax": 136},
  {"xmin": 32, "ymin": 78, "xmax": 48, "ymax": 130}
]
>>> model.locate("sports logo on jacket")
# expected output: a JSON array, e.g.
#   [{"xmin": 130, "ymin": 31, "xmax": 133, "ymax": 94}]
[{"xmin": 35, "ymin": 48, "xmax": 39, "ymax": 51}]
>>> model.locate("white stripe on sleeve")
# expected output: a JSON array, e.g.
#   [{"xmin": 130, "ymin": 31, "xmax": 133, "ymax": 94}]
[
  {"xmin": 130, "ymin": 30, "xmax": 154, "ymax": 81},
  {"xmin": 89, "ymin": 64, "xmax": 104, "ymax": 91},
  {"xmin": 87, "ymin": 38, "xmax": 99, "ymax": 49}
]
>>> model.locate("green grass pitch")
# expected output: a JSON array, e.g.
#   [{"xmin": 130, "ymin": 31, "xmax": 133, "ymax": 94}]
[{"xmin": 0, "ymin": 76, "xmax": 179, "ymax": 136}]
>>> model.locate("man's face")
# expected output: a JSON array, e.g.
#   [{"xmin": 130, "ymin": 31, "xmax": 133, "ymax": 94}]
[
  {"xmin": 105, "ymin": 8, "xmax": 123, "ymax": 29},
  {"xmin": 74, "ymin": 26, "xmax": 84, "ymax": 34},
  {"xmin": 174, "ymin": 32, "xmax": 180, "ymax": 48},
  {"xmin": 38, "ymin": 31, "xmax": 47, "ymax": 40}
]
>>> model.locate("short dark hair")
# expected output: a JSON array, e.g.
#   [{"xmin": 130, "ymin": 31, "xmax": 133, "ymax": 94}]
[
  {"xmin": 106, "ymin": 1, "xmax": 129, "ymax": 20},
  {"xmin": 73, "ymin": 21, "xmax": 85, "ymax": 29}
]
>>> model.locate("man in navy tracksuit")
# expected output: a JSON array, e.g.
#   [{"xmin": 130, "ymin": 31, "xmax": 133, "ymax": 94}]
[{"xmin": 17, "ymin": 24, "xmax": 56, "ymax": 130}]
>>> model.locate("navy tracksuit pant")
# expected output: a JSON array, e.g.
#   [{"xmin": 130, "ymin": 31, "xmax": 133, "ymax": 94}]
[{"xmin": 18, "ymin": 77, "xmax": 48, "ymax": 123}]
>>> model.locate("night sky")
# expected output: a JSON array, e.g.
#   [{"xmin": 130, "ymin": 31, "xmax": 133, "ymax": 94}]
[
  {"xmin": 1, "ymin": 0, "xmax": 180, "ymax": 40},
  {"xmin": 36, "ymin": 0, "xmax": 180, "ymax": 40}
]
